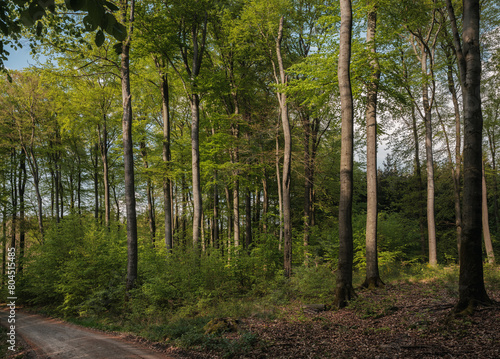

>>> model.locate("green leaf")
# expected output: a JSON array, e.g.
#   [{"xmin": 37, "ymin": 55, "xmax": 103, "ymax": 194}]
[
  {"xmin": 113, "ymin": 42, "xmax": 123, "ymax": 55},
  {"xmin": 104, "ymin": 1, "xmax": 119, "ymax": 11},
  {"xmin": 87, "ymin": 0, "xmax": 105, "ymax": 27},
  {"xmin": 111, "ymin": 22, "xmax": 126, "ymax": 42},
  {"xmin": 20, "ymin": 10, "xmax": 35, "ymax": 27},
  {"xmin": 67, "ymin": 0, "xmax": 85, "ymax": 11},
  {"xmin": 83, "ymin": 15, "xmax": 97, "ymax": 31},
  {"xmin": 95, "ymin": 29, "xmax": 105, "ymax": 47}
]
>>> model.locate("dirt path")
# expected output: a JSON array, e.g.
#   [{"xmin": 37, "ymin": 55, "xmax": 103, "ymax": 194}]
[{"xmin": 0, "ymin": 308, "xmax": 174, "ymax": 358}]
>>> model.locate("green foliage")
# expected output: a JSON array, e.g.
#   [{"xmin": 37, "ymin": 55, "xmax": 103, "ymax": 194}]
[
  {"xmin": 19, "ymin": 215, "xmax": 126, "ymax": 316},
  {"xmin": 289, "ymin": 265, "xmax": 336, "ymax": 301}
]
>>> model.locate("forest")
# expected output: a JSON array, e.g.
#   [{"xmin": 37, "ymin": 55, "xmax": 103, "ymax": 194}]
[{"xmin": 1, "ymin": 0, "xmax": 500, "ymax": 357}]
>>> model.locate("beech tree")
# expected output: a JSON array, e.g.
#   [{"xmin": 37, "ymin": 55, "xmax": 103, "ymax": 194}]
[
  {"xmin": 446, "ymin": 0, "xmax": 491, "ymax": 312},
  {"xmin": 335, "ymin": 0, "xmax": 356, "ymax": 308},
  {"xmin": 363, "ymin": 0, "xmax": 383, "ymax": 289}
]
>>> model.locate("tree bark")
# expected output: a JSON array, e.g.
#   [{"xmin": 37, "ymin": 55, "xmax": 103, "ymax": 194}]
[
  {"xmin": 446, "ymin": 0, "xmax": 491, "ymax": 312},
  {"xmin": 335, "ymin": 0, "xmax": 356, "ymax": 308},
  {"xmin": 121, "ymin": 0, "xmax": 138, "ymax": 294},
  {"xmin": 245, "ymin": 187, "xmax": 252, "ymax": 249},
  {"xmin": 18, "ymin": 149, "xmax": 27, "ymax": 272},
  {"xmin": 10, "ymin": 150, "xmax": 17, "ymax": 250},
  {"xmin": 140, "ymin": 141, "xmax": 156, "ymax": 244},
  {"xmin": 363, "ymin": 3, "xmax": 383, "ymax": 289},
  {"xmin": 302, "ymin": 111, "xmax": 312, "ymax": 263},
  {"xmin": 482, "ymin": 160, "xmax": 495, "ymax": 264},
  {"xmin": 93, "ymin": 143, "xmax": 99, "ymax": 220},
  {"xmin": 420, "ymin": 46, "xmax": 437, "ymax": 266},
  {"xmin": 98, "ymin": 118, "xmax": 110, "ymax": 227},
  {"xmin": 445, "ymin": 45, "xmax": 463, "ymax": 257},
  {"xmin": 156, "ymin": 61, "xmax": 173, "ymax": 251},
  {"xmin": 275, "ymin": 16, "xmax": 292, "ymax": 278}
]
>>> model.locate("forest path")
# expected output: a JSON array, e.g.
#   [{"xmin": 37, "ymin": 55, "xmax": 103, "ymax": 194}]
[{"xmin": 0, "ymin": 308, "xmax": 174, "ymax": 358}]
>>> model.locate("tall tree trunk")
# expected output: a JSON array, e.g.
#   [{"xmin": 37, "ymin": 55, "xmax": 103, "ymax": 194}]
[
  {"xmin": 2, "ymin": 184, "xmax": 6, "ymax": 285},
  {"xmin": 93, "ymin": 143, "xmax": 99, "ymax": 220},
  {"xmin": 420, "ymin": 47, "xmax": 437, "ymax": 266},
  {"xmin": 98, "ymin": 119, "xmax": 110, "ymax": 227},
  {"xmin": 482, "ymin": 160, "xmax": 495, "ymax": 264},
  {"xmin": 10, "ymin": 150, "xmax": 17, "ymax": 250},
  {"xmin": 262, "ymin": 170, "xmax": 269, "ymax": 234},
  {"xmin": 335, "ymin": 0, "xmax": 356, "ymax": 308},
  {"xmin": 486, "ymin": 128, "xmax": 499, "ymax": 232},
  {"xmin": 121, "ymin": 0, "xmax": 138, "ymax": 294},
  {"xmin": 410, "ymin": 106, "xmax": 427, "ymax": 258},
  {"xmin": 25, "ymin": 143, "xmax": 43, "ymax": 240},
  {"xmin": 302, "ymin": 112, "xmax": 312, "ymax": 263},
  {"xmin": 446, "ymin": 0, "xmax": 491, "ymax": 312},
  {"xmin": 140, "ymin": 141, "xmax": 156, "ymax": 244},
  {"xmin": 77, "ymin": 151, "xmax": 82, "ymax": 215},
  {"xmin": 18, "ymin": 150, "xmax": 27, "ymax": 273},
  {"xmin": 275, "ymin": 131, "xmax": 283, "ymax": 249},
  {"xmin": 245, "ymin": 187, "xmax": 252, "ymax": 249},
  {"xmin": 155, "ymin": 60, "xmax": 173, "ymax": 251},
  {"xmin": 275, "ymin": 16, "xmax": 292, "ymax": 278},
  {"xmin": 445, "ymin": 47, "xmax": 463, "ymax": 257},
  {"xmin": 213, "ymin": 173, "xmax": 219, "ymax": 249},
  {"xmin": 231, "ymin": 122, "xmax": 240, "ymax": 248},
  {"xmin": 190, "ymin": 93, "xmax": 203, "ymax": 249},
  {"xmin": 363, "ymin": 3, "xmax": 383, "ymax": 288}
]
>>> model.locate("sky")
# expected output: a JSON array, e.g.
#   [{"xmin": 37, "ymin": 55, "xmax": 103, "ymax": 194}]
[{"xmin": 5, "ymin": 42, "xmax": 43, "ymax": 70}]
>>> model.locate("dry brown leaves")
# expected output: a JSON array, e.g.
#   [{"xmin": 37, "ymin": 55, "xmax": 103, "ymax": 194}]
[{"xmin": 182, "ymin": 280, "xmax": 500, "ymax": 358}]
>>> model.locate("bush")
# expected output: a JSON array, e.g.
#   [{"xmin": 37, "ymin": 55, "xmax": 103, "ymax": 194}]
[{"xmin": 19, "ymin": 215, "xmax": 127, "ymax": 316}]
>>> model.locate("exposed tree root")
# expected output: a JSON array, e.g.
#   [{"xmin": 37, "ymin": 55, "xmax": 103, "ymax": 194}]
[
  {"xmin": 454, "ymin": 296, "xmax": 493, "ymax": 316},
  {"xmin": 361, "ymin": 276, "xmax": 385, "ymax": 290},
  {"xmin": 334, "ymin": 283, "xmax": 357, "ymax": 309}
]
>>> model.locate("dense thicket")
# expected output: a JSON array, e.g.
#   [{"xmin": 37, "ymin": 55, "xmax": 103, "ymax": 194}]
[{"xmin": 0, "ymin": 0, "xmax": 499, "ymax": 316}]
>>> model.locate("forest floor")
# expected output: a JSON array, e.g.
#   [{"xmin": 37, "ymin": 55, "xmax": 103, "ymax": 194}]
[{"xmin": 2, "ymin": 272, "xmax": 500, "ymax": 358}]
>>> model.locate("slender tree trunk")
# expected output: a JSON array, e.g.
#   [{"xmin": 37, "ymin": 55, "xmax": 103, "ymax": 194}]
[
  {"xmin": 486, "ymin": 128, "xmax": 499, "ymax": 232},
  {"xmin": 18, "ymin": 150, "xmax": 26, "ymax": 273},
  {"xmin": 190, "ymin": 93, "xmax": 203, "ymax": 249},
  {"xmin": 98, "ymin": 120, "xmax": 110, "ymax": 227},
  {"xmin": 77, "ymin": 151, "xmax": 82, "ymax": 215},
  {"xmin": 2, "ymin": 186, "xmax": 6, "ymax": 285},
  {"xmin": 420, "ymin": 47, "xmax": 437, "ymax": 266},
  {"xmin": 140, "ymin": 141, "xmax": 156, "ymax": 244},
  {"xmin": 121, "ymin": 0, "xmax": 138, "ymax": 294},
  {"xmin": 445, "ymin": 49, "xmax": 463, "ymax": 256},
  {"xmin": 10, "ymin": 150, "xmax": 17, "ymax": 250},
  {"xmin": 262, "ymin": 171, "xmax": 268, "ymax": 234},
  {"xmin": 245, "ymin": 187, "xmax": 252, "ymax": 249},
  {"xmin": 302, "ymin": 112, "xmax": 312, "ymax": 263},
  {"xmin": 363, "ymin": 3, "xmax": 383, "ymax": 288},
  {"xmin": 335, "ymin": 0, "xmax": 356, "ymax": 308},
  {"xmin": 276, "ymin": 16, "xmax": 292, "ymax": 278},
  {"xmin": 156, "ymin": 61, "xmax": 173, "ymax": 251},
  {"xmin": 213, "ymin": 173, "xmax": 219, "ymax": 249},
  {"xmin": 446, "ymin": 0, "xmax": 491, "ymax": 312},
  {"xmin": 231, "ymin": 123, "xmax": 240, "ymax": 248},
  {"xmin": 482, "ymin": 160, "xmax": 495, "ymax": 264},
  {"xmin": 54, "ymin": 149, "xmax": 60, "ymax": 224},
  {"xmin": 25, "ymin": 144, "xmax": 43, "ymax": 240},
  {"xmin": 225, "ymin": 185, "xmax": 233, "ymax": 254},
  {"xmin": 275, "ymin": 131, "xmax": 283, "ymax": 249},
  {"xmin": 93, "ymin": 143, "xmax": 99, "ymax": 220}
]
